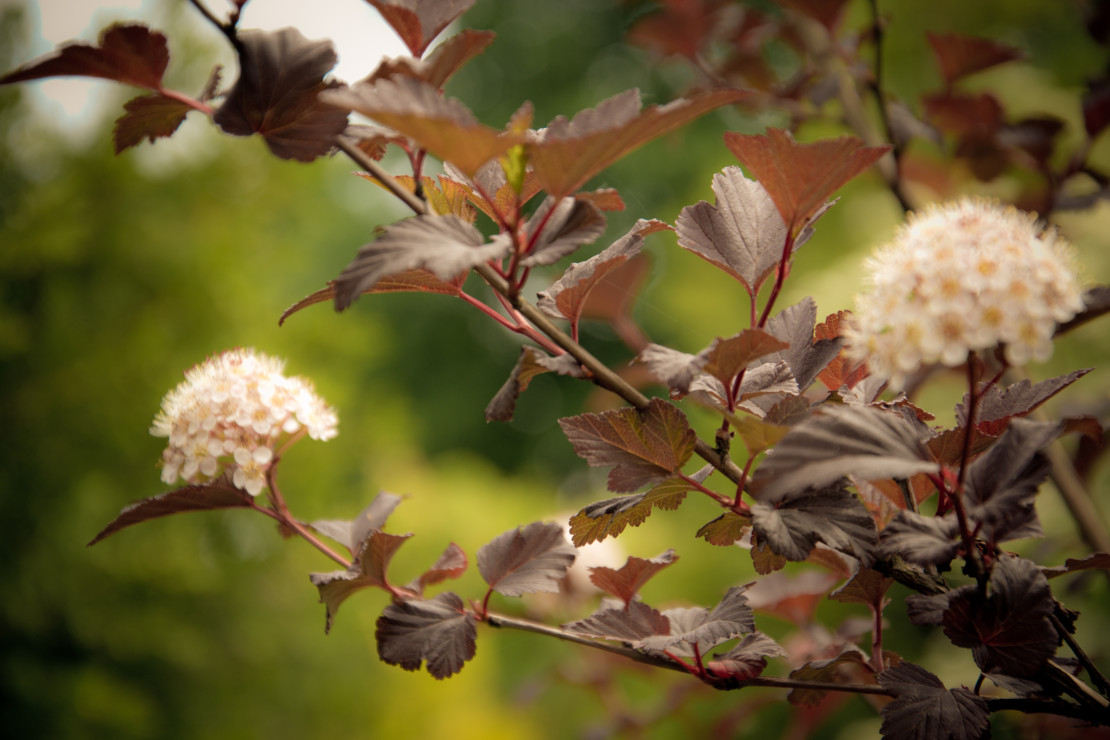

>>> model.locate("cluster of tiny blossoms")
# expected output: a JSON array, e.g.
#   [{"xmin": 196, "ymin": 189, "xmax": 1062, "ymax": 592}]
[
  {"xmin": 844, "ymin": 197, "xmax": 1084, "ymax": 387},
  {"xmin": 150, "ymin": 349, "xmax": 338, "ymax": 496}
]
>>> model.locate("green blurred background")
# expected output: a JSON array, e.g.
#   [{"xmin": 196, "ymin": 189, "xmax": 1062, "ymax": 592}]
[{"xmin": 2, "ymin": 0, "xmax": 1108, "ymax": 738}]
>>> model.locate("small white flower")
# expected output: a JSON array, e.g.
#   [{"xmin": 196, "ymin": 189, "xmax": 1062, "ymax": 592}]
[
  {"xmin": 151, "ymin": 348, "xmax": 338, "ymax": 495},
  {"xmin": 844, "ymin": 197, "xmax": 1084, "ymax": 387}
]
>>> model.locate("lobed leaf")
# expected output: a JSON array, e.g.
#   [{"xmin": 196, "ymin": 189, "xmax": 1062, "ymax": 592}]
[
  {"xmin": 0, "ymin": 23, "xmax": 168, "ymax": 89},
  {"xmin": 1043, "ymin": 552, "xmax": 1110, "ymax": 579},
  {"xmin": 563, "ymin": 599, "xmax": 671, "ymax": 643},
  {"xmin": 365, "ymin": 0, "xmax": 476, "ymax": 57},
  {"xmin": 640, "ymin": 586, "xmax": 754, "ymax": 653},
  {"xmin": 112, "ymin": 92, "xmax": 191, "ymax": 154},
  {"xmin": 829, "ymin": 566, "xmax": 894, "ymax": 608},
  {"xmin": 787, "ymin": 649, "xmax": 871, "ymax": 705},
  {"xmin": 955, "ymin": 369, "xmax": 1090, "ymax": 436},
  {"xmin": 87, "ymin": 477, "xmax": 253, "ymax": 546},
  {"xmin": 366, "ymin": 28, "xmax": 494, "ymax": 88},
  {"xmin": 409, "ymin": 542, "xmax": 469, "ymax": 595},
  {"xmin": 675, "ymin": 166, "xmax": 786, "ymax": 296},
  {"xmin": 763, "ymin": 297, "xmax": 844, "ymax": 391},
  {"xmin": 941, "ymin": 555, "xmax": 1058, "ymax": 677},
  {"xmin": 528, "ymin": 88, "xmax": 749, "ymax": 197},
  {"xmin": 310, "ymin": 530, "xmax": 413, "ymax": 633},
  {"xmin": 324, "ymin": 77, "xmax": 521, "ymax": 176},
  {"xmin": 752, "ymin": 404, "xmax": 939, "ymax": 503},
  {"xmin": 281, "ymin": 270, "xmax": 465, "ymax": 325},
  {"xmin": 375, "ymin": 592, "xmax": 476, "ymax": 679},
  {"xmin": 640, "ymin": 329, "xmax": 788, "ymax": 396},
  {"xmin": 815, "ymin": 311, "xmax": 869, "ymax": 390},
  {"xmin": 519, "ymin": 196, "xmax": 607, "ymax": 267},
  {"xmin": 751, "ymin": 482, "xmax": 877, "ymax": 564},
  {"xmin": 538, "ymin": 219, "xmax": 669, "ymax": 327},
  {"xmin": 477, "ymin": 521, "xmax": 576, "ymax": 597},
  {"xmin": 878, "ymin": 662, "xmax": 990, "ymax": 740},
  {"xmin": 214, "ymin": 28, "xmax": 349, "ymax": 162},
  {"xmin": 877, "ymin": 511, "xmax": 961, "ymax": 568},
  {"xmin": 588, "ymin": 550, "xmax": 678, "ymax": 608},
  {"xmin": 568, "ymin": 474, "xmax": 697, "ymax": 546},
  {"xmin": 723, "ymin": 129, "xmax": 888, "ymax": 232},
  {"xmin": 696, "ymin": 512, "xmax": 752, "ymax": 547},
  {"xmin": 309, "ymin": 490, "xmax": 404, "ymax": 552},
  {"xmin": 707, "ymin": 632, "xmax": 787, "ymax": 682},
  {"xmin": 333, "ymin": 214, "xmax": 509, "ymax": 310},
  {"xmin": 559, "ymin": 398, "xmax": 698, "ymax": 493}
]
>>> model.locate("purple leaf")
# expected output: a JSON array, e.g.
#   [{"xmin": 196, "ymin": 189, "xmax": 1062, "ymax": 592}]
[
  {"xmin": 365, "ymin": 0, "xmax": 476, "ymax": 57},
  {"xmin": 942, "ymin": 555, "xmax": 1058, "ymax": 676},
  {"xmin": 333, "ymin": 214, "xmax": 510, "ymax": 310},
  {"xmin": 787, "ymin": 649, "xmax": 871, "ymax": 705},
  {"xmin": 310, "ymin": 491, "xmax": 404, "ymax": 552},
  {"xmin": 568, "ymin": 471, "xmax": 703, "ymax": 546},
  {"xmin": 877, "ymin": 511, "xmax": 961, "ymax": 568},
  {"xmin": 477, "ymin": 522, "xmax": 576, "ymax": 597},
  {"xmin": 639, "ymin": 329, "xmax": 788, "ymax": 395},
  {"xmin": 0, "ymin": 23, "xmax": 168, "ymax": 89},
  {"xmin": 563, "ymin": 599, "xmax": 671, "ymax": 643},
  {"xmin": 323, "ymin": 77, "xmax": 521, "ymax": 176},
  {"xmin": 956, "ymin": 369, "xmax": 1090, "ymax": 436},
  {"xmin": 751, "ymin": 404, "xmax": 939, "ymax": 503},
  {"xmin": 829, "ymin": 566, "xmax": 894, "ymax": 608},
  {"xmin": 707, "ymin": 632, "xmax": 786, "ymax": 681},
  {"xmin": 214, "ymin": 28, "xmax": 349, "ymax": 162},
  {"xmin": 640, "ymin": 586, "xmax": 754, "ymax": 653},
  {"xmin": 878, "ymin": 662, "xmax": 990, "ymax": 740},
  {"xmin": 366, "ymin": 28, "xmax": 494, "ymax": 88},
  {"xmin": 528, "ymin": 88, "xmax": 749, "ymax": 197},
  {"xmin": 375, "ymin": 592, "xmax": 476, "ymax": 679},
  {"xmin": 588, "ymin": 550, "xmax": 678, "ymax": 608},
  {"xmin": 87, "ymin": 477, "xmax": 253, "ymax": 546},
  {"xmin": 1043, "ymin": 552, "xmax": 1110, "ymax": 579},
  {"xmin": 675, "ymin": 166, "xmax": 786, "ymax": 296},
  {"xmin": 410, "ymin": 542, "xmax": 468, "ymax": 595},
  {"xmin": 763, "ymin": 297, "xmax": 844, "ymax": 391},
  {"xmin": 485, "ymin": 347, "xmax": 585, "ymax": 422},
  {"xmin": 310, "ymin": 530, "xmax": 412, "ymax": 633},
  {"xmin": 112, "ymin": 92, "xmax": 191, "ymax": 153},
  {"xmin": 538, "ymin": 219, "xmax": 670, "ymax": 326},
  {"xmin": 751, "ymin": 482, "xmax": 877, "ymax": 564},
  {"xmin": 558, "ymin": 398, "xmax": 698, "ymax": 493},
  {"xmin": 519, "ymin": 196, "xmax": 607, "ymax": 267}
]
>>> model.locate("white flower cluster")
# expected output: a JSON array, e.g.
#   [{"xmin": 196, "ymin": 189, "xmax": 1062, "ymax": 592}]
[
  {"xmin": 150, "ymin": 348, "xmax": 338, "ymax": 496},
  {"xmin": 845, "ymin": 197, "xmax": 1084, "ymax": 387}
]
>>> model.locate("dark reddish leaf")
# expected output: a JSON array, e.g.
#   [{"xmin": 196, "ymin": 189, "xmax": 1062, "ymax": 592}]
[
  {"xmin": 751, "ymin": 482, "xmax": 877, "ymax": 563},
  {"xmin": 568, "ymin": 474, "xmax": 698, "ymax": 546},
  {"xmin": 588, "ymin": 550, "xmax": 678, "ymax": 608},
  {"xmin": 641, "ymin": 586, "xmax": 754, "ymax": 653},
  {"xmin": 410, "ymin": 542, "xmax": 468, "ymax": 594},
  {"xmin": 485, "ymin": 347, "xmax": 584, "ymax": 422},
  {"xmin": 1083, "ymin": 77, "xmax": 1110, "ymax": 138},
  {"xmin": 280, "ymin": 270, "xmax": 465, "ymax": 324},
  {"xmin": 787, "ymin": 649, "xmax": 872, "ymax": 705},
  {"xmin": 956, "ymin": 369, "xmax": 1090, "ymax": 436},
  {"xmin": 112, "ymin": 92, "xmax": 191, "ymax": 153},
  {"xmin": 815, "ymin": 311, "xmax": 869, "ymax": 390},
  {"xmin": 559, "ymin": 399, "xmax": 698, "ymax": 492},
  {"xmin": 675, "ymin": 166, "xmax": 786, "ymax": 296},
  {"xmin": 750, "ymin": 531, "xmax": 787, "ymax": 575},
  {"xmin": 639, "ymin": 329, "xmax": 787, "ymax": 396},
  {"xmin": 375, "ymin": 592, "xmax": 476, "ymax": 678},
  {"xmin": 519, "ymin": 196, "xmax": 607, "ymax": 267},
  {"xmin": 926, "ymin": 31, "xmax": 1023, "ymax": 86},
  {"xmin": 764, "ymin": 297, "xmax": 844, "ymax": 391},
  {"xmin": 310, "ymin": 530, "xmax": 413, "ymax": 633},
  {"xmin": 723, "ymin": 129, "xmax": 888, "ymax": 232},
  {"xmin": 999, "ymin": 116, "xmax": 1065, "ymax": 165},
  {"xmin": 923, "ymin": 92, "xmax": 1003, "ymax": 138},
  {"xmin": 309, "ymin": 491, "xmax": 404, "ymax": 552},
  {"xmin": 538, "ymin": 219, "xmax": 670, "ymax": 328},
  {"xmin": 324, "ymin": 77, "xmax": 521, "ymax": 176},
  {"xmin": 576, "ymin": 188, "xmax": 625, "ymax": 212},
  {"xmin": 942, "ymin": 555, "xmax": 1058, "ymax": 677},
  {"xmin": 365, "ymin": 0, "xmax": 475, "ymax": 57},
  {"xmin": 747, "ymin": 570, "xmax": 839, "ymax": 624},
  {"xmin": 878, "ymin": 662, "xmax": 990, "ymax": 740},
  {"xmin": 829, "ymin": 566, "xmax": 894, "ymax": 608},
  {"xmin": 625, "ymin": 0, "xmax": 716, "ymax": 59},
  {"xmin": 752, "ymin": 404, "xmax": 939, "ymax": 503},
  {"xmin": 964, "ymin": 419, "xmax": 1061, "ymax": 544},
  {"xmin": 927, "ymin": 427, "xmax": 998, "ymax": 466},
  {"xmin": 1043, "ymin": 552, "xmax": 1110, "ymax": 579},
  {"xmin": 477, "ymin": 521, "xmax": 576, "ymax": 597},
  {"xmin": 563, "ymin": 599, "xmax": 671, "ymax": 643},
  {"xmin": 366, "ymin": 29, "xmax": 494, "ymax": 88},
  {"xmin": 528, "ymin": 88, "xmax": 749, "ymax": 197},
  {"xmin": 0, "ymin": 23, "xmax": 168, "ymax": 89},
  {"xmin": 333, "ymin": 214, "xmax": 509, "ymax": 310},
  {"xmin": 707, "ymin": 632, "xmax": 786, "ymax": 682},
  {"xmin": 214, "ymin": 28, "xmax": 349, "ymax": 162},
  {"xmin": 87, "ymin": 477, "xmax": 253, "ymax": 546},
  {"xmin": 877, "ymin": 511, "xmax": 960, "ymax": 568},
  {"xmin": 697, "ymin": 512, "xmax": 752, "ymax": 546}
]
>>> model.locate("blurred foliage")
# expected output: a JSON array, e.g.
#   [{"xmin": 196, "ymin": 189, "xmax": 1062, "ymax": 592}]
[{"xmin": 1, "ymin": 0, "xmax": 1108, "ymax": 738}]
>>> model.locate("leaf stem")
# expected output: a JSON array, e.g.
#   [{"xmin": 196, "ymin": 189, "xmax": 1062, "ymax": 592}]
[
  {"xmin": 954, "ymin": 354, "xmax": 984, "ymax": 581},
  {"xmin": 256, "ymin": 467, "xmax": 351, "ymax": 568}
]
